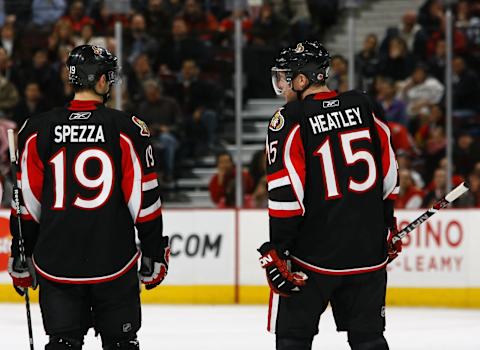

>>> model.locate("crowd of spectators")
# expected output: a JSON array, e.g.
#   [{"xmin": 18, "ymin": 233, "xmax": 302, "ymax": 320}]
[
  {"xmin": 0, "ymin": 0, "xmax": 340, "ymax": 205},
  {"xmin": 208, "ymin": 0, "xmax": 480, "ymax": 209},
  {"xmin": 0, "ymin": 0, "xmax": 478, "ymax": 209}
]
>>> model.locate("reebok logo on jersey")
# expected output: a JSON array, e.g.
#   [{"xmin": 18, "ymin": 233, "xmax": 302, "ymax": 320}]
[
  {"xmin": 132, "ymin": 116, "xmax": 151, "ymax": 137},
  {"xmin": 69, "ymin": 112, "xmax": 92, "ymax": 120},
  {"xmin": 323, "ymin": 100, "xmax": 339, "ymax": 108}
]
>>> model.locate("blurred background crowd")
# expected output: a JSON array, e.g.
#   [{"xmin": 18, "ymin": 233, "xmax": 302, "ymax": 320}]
[{"xmin": 0, "ymin": 0, "xmax": 477, "ymax": 210}]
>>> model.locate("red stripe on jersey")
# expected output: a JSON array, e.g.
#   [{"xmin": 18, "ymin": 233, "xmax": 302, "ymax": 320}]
[
  {"xmin": 283, "ymin": 124, "xmax": 306, "ymax": 214},
  {"xmin": 24, "ymin": 134, "xmax": 44, "ymax": 201},
  {"xmin": 33, "ymin": 251, "xmax": 141, "ymax": 284},
  {"xmin": 266, "ymin": 169, "xmax": 288, "ymax": 182},
  {"xmin": 312, "ymin": 91, "xmax": 338, "ymax": 100},
  {"xmin": 373, "ymin": 114, "xmax": 398, "ymax": 199},
  {"xmin": 119, "ymin": 133, "xmax": 143, "ymax": 222},
  {"xmin": 268, "ymin": 208, "xmax": 303, "ymax": 218},
  {"xmin": 67, "ymin": 100, "xmax": 101, "ymax": 111},
  {"xmin": 387, "ymin": 193, "xmax": 398, "ymax": 200},
  {"xmin": 374, "ymin": 117, "xmax": 390, "ymax": 178},
  {"xmin": 120, "ymin": 136, "xmax": 134, "ymax": 203},
  {"xmin": 291, "ymin": 256, "xmax": 389, "ymax": 276},
  {"xmin": 143, "ymin": 172, "xmax": 157, "ymax": 182},
  {"xmin": 20, "ymin": 133, "xmax": 44, "ymax": 222},
  {"xmin": 137, "ymin": 207, "xmax": 162, "ymax": 223}
]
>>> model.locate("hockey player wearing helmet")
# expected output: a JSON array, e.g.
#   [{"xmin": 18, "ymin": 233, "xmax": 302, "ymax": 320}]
[
  {"xmin": 8, "ymin": 45, "xmax": 169, "ymax": 349},
  {"xmin": 258, "ymin": 41, "xmax": 401, "ymax": 350}
]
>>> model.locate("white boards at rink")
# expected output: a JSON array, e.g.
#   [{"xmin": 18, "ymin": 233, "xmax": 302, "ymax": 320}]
[{"xmin": 0, "ymin": 209, "xmax": 479, "ymax": 307}]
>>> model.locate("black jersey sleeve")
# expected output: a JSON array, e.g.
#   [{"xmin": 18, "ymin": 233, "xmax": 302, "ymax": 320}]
[
  {"xmin": 266, "ymin": 104, "xmax": 305, "ymax": 251},
  {"xmin": 10, "ymin": 119, "xmax": 41, "ymax": 257},
  {"xmin": 119, "ymin": 115, "xmax": 165, "ymax": 259}
]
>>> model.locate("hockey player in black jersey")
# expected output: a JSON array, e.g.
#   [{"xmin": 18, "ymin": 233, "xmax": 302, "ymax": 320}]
[
  {"xmin": 8, "ymin": 45, "xmax": 169, "ymax": 349},
  {"xmin": 258, "ymin": 41, "xmax": 402, "ymax": 350}
]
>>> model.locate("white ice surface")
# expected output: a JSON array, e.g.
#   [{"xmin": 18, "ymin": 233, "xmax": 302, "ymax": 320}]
[{"xmin": 0, "ymin": 304, "xmax": 479, "ymax": 349}]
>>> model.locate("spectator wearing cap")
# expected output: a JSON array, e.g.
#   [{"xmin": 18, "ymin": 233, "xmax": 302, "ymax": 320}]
[
  {"xmin": 395, "ymin": 169, "xmax": 424, "ymax": 209},
  {"xmin": 397, "ymin": 63, "xmax": 444, "ymax": 118}
]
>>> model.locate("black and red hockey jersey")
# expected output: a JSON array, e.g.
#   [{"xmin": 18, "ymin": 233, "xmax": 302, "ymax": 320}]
[
  {"xmin": 10, "ymin": 100, "xmax": 164, "ymax": 283},
  {"xmin": 266, "ymin": 90, "xmax": 399, "ymax": 275}
]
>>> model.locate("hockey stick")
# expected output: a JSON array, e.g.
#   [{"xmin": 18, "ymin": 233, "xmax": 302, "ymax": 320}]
[
  {"xmin": 391, "ymin": 182, "xmax": 470, "ymax": 245},
  {"xmin": 8, "ymin": 129, "xmax": 35, "ymax": 350}
]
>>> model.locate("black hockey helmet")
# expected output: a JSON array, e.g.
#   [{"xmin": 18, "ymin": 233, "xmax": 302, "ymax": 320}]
[
  {"xmin": 271, "ymin": 41, "xmax": 330, "ymax": 95},
  {"xmin": 67, "ymin": 45, "xmax": 118, "ymax": 89}
]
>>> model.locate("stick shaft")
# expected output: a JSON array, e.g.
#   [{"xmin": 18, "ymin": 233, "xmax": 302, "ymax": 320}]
[
  {"xmin": 8, "ymin": 128, "xmax": 35, "ymax": 349},
  {"xmin": 391, "ymin": 182, "xmax": 469, "ymax": 244}
]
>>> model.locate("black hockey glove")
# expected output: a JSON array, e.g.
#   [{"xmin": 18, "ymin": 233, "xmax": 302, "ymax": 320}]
[
  {"xmin": 8, "ymin": 256, "xmax": 37, "ymax": 296},
  {"xmin": 258, "ymin": 242, "xmax": 307, "ymax": 297},
  {"xmin": 139, "ymin": 236, "xmax": 170, "ymax": 290}
]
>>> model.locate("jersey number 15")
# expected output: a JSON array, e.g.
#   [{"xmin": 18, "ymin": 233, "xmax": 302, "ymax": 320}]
[{"xmin": 315, "ymin": 129, "xmax": 377, "ymax": 199}]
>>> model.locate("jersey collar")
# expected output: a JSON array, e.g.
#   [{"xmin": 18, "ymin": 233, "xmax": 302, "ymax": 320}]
[
  {"xmin": 67, "ymin": 100, "xmax": 103, "ymax": 111},
  {"xmin": 307, "ymin": 91, "xmax": 338, "ymax": 101}
]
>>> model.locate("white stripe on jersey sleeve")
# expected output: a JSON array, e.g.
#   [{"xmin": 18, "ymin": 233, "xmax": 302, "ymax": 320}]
[
  {"xmin": 139, "ymin": 197, "xmax": 162, "ymax": 218},
  {"xmin": 267, "ymin": 176, "xmax": 291, "ymax": 191},
  {"xmin": 142, "ymin": 178, "xmax": 159, "ymax": 191},
  {"xmin": 268, "ymin": 200, "xmax": 301, "ymax": 211}
]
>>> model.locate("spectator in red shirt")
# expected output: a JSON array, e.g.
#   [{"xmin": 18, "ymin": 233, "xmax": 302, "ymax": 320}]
[
  {"xmin": 395, "ymin": 169, "xmax": 424, "ymax": 209},
  {"xmin": 388, "ymin": 121, "xmax": 417, "ymax": 156},
  {"xmin": 209, "ymin": 152, "xmax": 254, "ymax": 207},
  {"xmin": 61, "ymin": 0, "xmax": 93, "ymax": 34}
]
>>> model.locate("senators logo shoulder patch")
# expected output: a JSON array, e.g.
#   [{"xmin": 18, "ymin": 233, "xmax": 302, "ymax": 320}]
[
  {"xmin": 269, "ymin": 108, "xmax": 285, "ymax": 132},
  {"xmin": 132, "ymin": 116, "xmax": 150, "ymax": 137}
]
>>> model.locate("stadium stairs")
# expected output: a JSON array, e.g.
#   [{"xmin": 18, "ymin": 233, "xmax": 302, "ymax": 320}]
[
  {"xmin": 168, "ymin": 0, "xmax": 423, "ymax": 208},
  {"xmin": 324, "ymin": 0, "xmax": 425, "ymax": 57}
]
